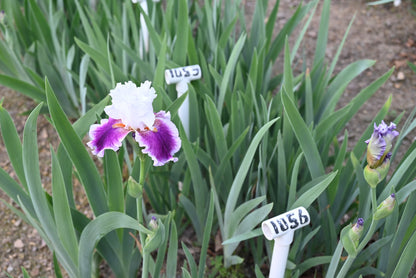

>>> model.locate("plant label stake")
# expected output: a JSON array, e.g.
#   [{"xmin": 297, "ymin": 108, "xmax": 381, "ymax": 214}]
[
  {"xmin": 262, "ymin": 206, "xmax": 310, "ymax": 278},
  {"xmin": 136, "ymin": 0, "xmax": 160, "ymax": 57},
  {"xmin": 165, "ymin": 65, "xmax": 202, "ymax": 137}
]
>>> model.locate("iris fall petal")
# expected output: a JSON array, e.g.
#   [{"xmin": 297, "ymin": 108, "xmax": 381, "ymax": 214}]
[
  {"xmin": 87, "ymin": 118, "xmax": 131, "ymax": 157},
  {"xmin": 135, "ymin": 111, "xmax": 181, "ymax": 166}
]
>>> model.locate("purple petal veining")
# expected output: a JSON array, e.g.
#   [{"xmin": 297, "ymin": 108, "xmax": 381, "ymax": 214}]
[
  {"xmin": 87, "ymin": 118, "xmax": 131, "ymax": 157},
  {"xmin": 366, "ymin": 121, "xmax": 399, "ymax": 168},
  {"xmin": 135, "ymin": 111, "xmax": 181, "ymax": 166}
]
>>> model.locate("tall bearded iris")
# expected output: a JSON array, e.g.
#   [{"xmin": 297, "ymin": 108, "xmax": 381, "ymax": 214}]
[
  {"xmin": 364, "ymin": 121, "xmax": 399, "ymax": 187},
  {"xmin": 87, "ymin": 81, "xmax": 181, "ymax": 166}
]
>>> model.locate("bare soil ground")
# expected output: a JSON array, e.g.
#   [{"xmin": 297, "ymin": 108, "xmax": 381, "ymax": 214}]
[{"xmin": 1, "ymin": 0, "xmax": 415, "ymax": 277}]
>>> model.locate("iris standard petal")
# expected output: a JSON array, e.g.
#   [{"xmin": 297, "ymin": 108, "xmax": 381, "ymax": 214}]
[
  {"xmin": 104, "ymin": 81, "xmax": 156, "ymax": 130},
  {"xmin": 135, "ymin": 111, "xmax": 181, "ymax": 166},
  {"xmin": 87, "ymin": 118, "xmax": 131, "ymax": 157},
  {"xmin": 366, "ymin": 133, "xmax": 386, "ymax": 167},
  {"xmin": 384, "ymin": 123, "xmax": 399, "ymax": 152}
]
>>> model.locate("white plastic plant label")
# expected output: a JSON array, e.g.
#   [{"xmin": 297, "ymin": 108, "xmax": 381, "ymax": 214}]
[
  {"xmin": 165, "ymin": 65, "xmax": 202, "ymax": 85},
  {"xmin": 262, "ymin": 206, "xmax": 310, "ymax": 240}
]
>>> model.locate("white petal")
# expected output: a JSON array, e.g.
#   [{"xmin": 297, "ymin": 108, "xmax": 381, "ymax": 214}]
[{"xmin": 104, "ymin": 81, "xmax": 156, "ymax": 130}]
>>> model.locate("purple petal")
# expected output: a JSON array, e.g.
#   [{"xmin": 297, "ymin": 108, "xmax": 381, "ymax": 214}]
[
  {"xmin": 87, "ymin": 118, "xmax": 131, "ymax": 157},
  {"xmin": 135, "ymin": 111, "xmax": 181, "ymax": 166},
  {"xmin": 366, "ymin": 121, "xmax": 399, "ymax": 167}
]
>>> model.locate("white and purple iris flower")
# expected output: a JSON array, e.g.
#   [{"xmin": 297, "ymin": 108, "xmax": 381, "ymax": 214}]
[
  {"xmin": 365, "ymin": 121, "xmax": 399, "ymax": 168},
  {"xmin": 87, "ymin": 81, "xmax": 181, "ymax": 166}
]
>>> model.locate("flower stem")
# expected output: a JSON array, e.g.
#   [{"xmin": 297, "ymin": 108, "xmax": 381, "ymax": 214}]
[
  {"xmin": 371, "ymin": 187, "xmax": 377, "ymax": 214},
  {"xmin": 357, "ymin": 188, "xmax": 378, "ymax": 251},
  {"xmin": 136, "ymin": 155, "xmax": 146, "ymax": 225},
  {"xmin": 136, "ymin": 155, "xmax": 148, "ymax": 278},
  {"xmin": 337, "ymin": 187, "xmax": 379, "ymax": 277},
  {"xmin": 337, "ymin": 256, "xmax": 355, "ymax": 278}
]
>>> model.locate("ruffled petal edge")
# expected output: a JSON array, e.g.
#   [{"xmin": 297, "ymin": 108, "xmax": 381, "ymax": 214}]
[
  {"xmin": 87, "ymin": 118, "xmax": 131, "ymax": 157},
  {"xmin": 135, "ymin": 111, "xmax": 181, "ymax": 166}
]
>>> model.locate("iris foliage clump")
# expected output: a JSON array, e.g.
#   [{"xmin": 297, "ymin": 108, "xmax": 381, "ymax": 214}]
[{"xmin": 1, "ymin": 0, "xmax": 416, "ymax": 277}]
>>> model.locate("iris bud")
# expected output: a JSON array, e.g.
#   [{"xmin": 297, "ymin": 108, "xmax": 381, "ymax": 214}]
[
  {"xmin": 149, "ymin": 216, "xmax": 158, "ymax": 230},
  {"xmin": 363, "ymin": 157, "xmax": 390, "ymax": 188},
  {"xmin": 349, "ymin": 218, "xmax": 364, "ymax": 245},
  {"xmin": 374, "ymin": 193, "xmax": 396, "ymax": 220},
  {"xmin": 127, "ymin": 177, "xmax": 142, "ymax": 198},
  {"xmin": 143, "ymin": 219, "xmax": 165, "ymax": 253},
  {"xmin": 341, "ymin": 218, "xmax": 364, "ymax": 256}
]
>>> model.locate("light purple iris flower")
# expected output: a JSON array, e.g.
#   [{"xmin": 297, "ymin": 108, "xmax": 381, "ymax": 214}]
[
  {"xmin": 87, "ymin": 81, "xmax": 181, "ymax": 166},
  {"xmin": 365, "ymin": 121, "xmax": 399, "ymax": 168}
]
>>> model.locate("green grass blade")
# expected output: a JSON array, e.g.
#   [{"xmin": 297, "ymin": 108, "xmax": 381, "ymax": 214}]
[
  {"xmin": 28, "ymin": 0, "xmax": 53, "ymax": 48},
  {"xmin": 218, "ymin": 17, "xmax": 238, "ymax": 50},
  {"xmin": 0, "ymin": 103, "xmax": 27, "ymax": 189},
  {"xmin": 265, "ymin": 0, "xmax": 280, "ymax": 48},
  {"xmin": 391, "ymin": 230, "xmax": 416, "ymax": 278},
  {"xmin": 283, "ymin": 37, "xmax": 294, "ymax": 97},
  {"xmin": 166, "ymin": 220, "xmax": 178, "ymax": 277},
  {"xmin": 228, "ymin": 196, "xmax": 266, "ymax": 237},
  {"xmin": 267, "ymin": 2, "xmax": 312, "ymax": 63},
  {"xmin": 335, "ymin": 68, "xmax": 394, "ymax": 132},
  {"xmin": 53, "ymin": 252, "xmax": 64, "ymax": 278},
  {"xmin": 367, "ymin": 0, "xmax": 394, "ymax": 5},
  {"xmin": 287, "ymin": 153, "xmax": 304, "ymax": 210},
  {"xmin": 46, "ymin": 78, "xmax": 109, "ymax": 216},
  {"xmin": 305, "ymin": 70, "xmax": 314, "ymax": 126},
  {"xmin": 204, "ymin": 96, "xmax": 228, "ymax": 160},
  {"xmin": 75, "ymin": 37, "xmax": 124, "ymax": 82},
  {"xmin": 172, "ymin": 0, "xmax": 188, "ymax": 65},
  {"xmin": 72, "ymin": 95, "xmax": 110, "ymax": 137},
  {"xmin": 217, "ymin": 33, "xmax": 246, "ymax": 116},
  {"xmin": 281, "ymin": 88, "xmax": 325, "ymax": 179},
  {"xmin": 213, "ymin": 127, "xmax": 249, "ymax": 186},
  {"xmin": 248, "ymin": 0, "xmax": 265, "ymax": 51},
  {"xmin": 179, "ymin": 122, "xmax": 207, "ymax": 240},
  {"xmin": 182, "ymin": 242, "xmax": 198, "ymax": 277},
  {"xmin": 153, "ymin": 36, "xmax": 167, "ymax": 92},
  {"xmin": 318, "ymin": 59, "xmax": 375, "ymax": 120},
  {"xmin": 51, "ymin": 149, "xmax": 79, "ymax": 264},
  {"xmin": 277, "ymin": 131, "xmax": 287, "ymax": 211},
  {"xmin": 313, "ymin": 0, "xmax": 330, "ymax": 65},
  {"xmin": 78, "ymin": 212, "xmax": 148, "ymax": 278},
  {"xmin": 385, "ymin": 193, "xmax": 416, "ymax": 274},
  {"xmin": 381, "ymin": 147, "xmax": 416, "ymax": 201},
  {"xmin": 104, "ymin": 150, "xmax": 124, "ymax": 213},
  {"xmin": 0, "ymin": 74, "xmax": 45, "ymax": 102},
  {"xmin": 153, "ymin": 215, "xmax": 170, "ymax": 276},
  {"xmin": 297, "ymin": 256, "xmax": 332, "ymax": 277},
  {"xmin": 290, "ymin": 0, "xmax": 318, "ymax": 63},
  {"xmin": 224, "ymin": 118, "xmax": 278, "ymax": 220},
  {"xmin": 0, "ymin": 168, "xmax": 34, "ymax": 216},
  {"xmin": 198, "ymin": 190, "xmax": 214, "ymax": 278},
  {"xmin": 222, "ymin": 228, "xmax": 263, "ymax": 245},
  {"xmin": 179, "ymin": 194, "xmax": 202, "ymax": 241},
  {"xmin": 290, "ymin": 172, "xmax": 337, "ymax": 210},
  {"xmin": 327, "ymin": 242, "xmax": 343, "ymax": 278},
  {"xmin": 23, "ymin": 104, "xmax": 77, "ymax": 277},
  {"xmin": 326, "ymin": 14, "xmax": 356, "ymax": 81}
]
